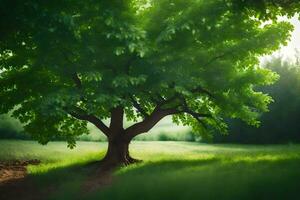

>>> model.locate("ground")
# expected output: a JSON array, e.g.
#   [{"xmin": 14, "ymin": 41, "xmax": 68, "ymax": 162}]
[{"xmin": 0, "ymin": 140, "xmax": 300, "ymax": 200}]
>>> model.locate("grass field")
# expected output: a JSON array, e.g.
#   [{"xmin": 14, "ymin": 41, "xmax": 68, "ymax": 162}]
[{"xmin": 1, "ymin": 140, "xmax": 300, "ymax": 200}]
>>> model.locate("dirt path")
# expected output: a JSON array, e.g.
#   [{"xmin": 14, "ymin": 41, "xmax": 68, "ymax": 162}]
[
  {"xmin": 0, "ymin": 160, "xmax": 42, "ymax": 200},
  {"xmin": 0, "ymin": 160, "xmax": 40, "ymax": 184},
  {"xmin": 0, "ymin": 160, "xmax": 114, "ymax": 200}
]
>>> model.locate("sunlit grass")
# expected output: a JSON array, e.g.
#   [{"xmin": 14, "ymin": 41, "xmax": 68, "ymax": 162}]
[
  {"xmin": 1, "ymin": 140, "xmax": 300, "ymax": 174},
  {"xmin": 0, "ymin": 140, "xmax": 106, "ymax": 174},
  {"xmin": 1, "ymin": 140, "xmax": 300, "ymax": 200}
]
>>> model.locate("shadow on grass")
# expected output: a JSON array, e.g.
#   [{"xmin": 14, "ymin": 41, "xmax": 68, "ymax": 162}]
[
  {"xmin": 0, "ymin": 159, "xmax": 109, "ymax": 200},
  {"xmin": 0, "ymin": 157, "xmax": 218, "ymax": 200},
  {"xmin": 1, "ymin": 155, "xmax": 300, "ymax": 200},
  {"xmin": 86, "ymin": 157, "xmax": 300, "ymax": 200}
]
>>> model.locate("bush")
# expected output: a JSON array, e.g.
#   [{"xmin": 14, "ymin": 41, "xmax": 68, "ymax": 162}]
[{"xmin": 0, "ymin": 114, "xmax": 30, "ymax": 139}]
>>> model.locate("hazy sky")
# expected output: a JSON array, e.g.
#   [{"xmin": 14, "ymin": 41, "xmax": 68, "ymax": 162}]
[{"xmin": 261, "ymin": 14, "xmax": 300, "ymax": 63}]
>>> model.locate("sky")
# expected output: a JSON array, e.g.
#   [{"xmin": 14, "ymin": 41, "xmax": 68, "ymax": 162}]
[{"xmin": 261, "ymin": 14, "xmax": 300, "ymax": 63}]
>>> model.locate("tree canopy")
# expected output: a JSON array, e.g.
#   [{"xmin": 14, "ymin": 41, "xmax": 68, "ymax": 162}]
[{"xmin": 0, "ymin": 0, "xmax": 298, "ymax": 149}]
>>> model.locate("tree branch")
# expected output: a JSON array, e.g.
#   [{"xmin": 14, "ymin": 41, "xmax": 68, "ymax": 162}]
[
  {"xmin": 191, "ymin": 86, "xmax": 213, "ymax": 98},
  {"xmin": 124, "ymin": 107, "xmax": 177, "ymax": 140},
  {"xmin": 124, "ymin": 92, "xmax": 213, "ymax": 140},
  {"xmin": 71, "ymin": 72, "xmax": 87, "ymax": 102},
  {"xmin": 124, "ymin": 82, "xmax": 213, "ymax": 139},
  {"xmin": 61, "ymin": 51, "xmax": 87, "ymax": 102},
  {"xmin": 72, "ymin": 72, "xmax": 82, "ymax": 89},
  {"xmin": 179, "ymin": 96, "xmax": 211, "ymax": 127},
  {"xmin": 156, "ymin": 84, "xmax": 213, "ymax": 109},
  {"xmin": 65, "ymin": 107, "xmax": 110, "ymax": 136},
  {"xmin": 130, "ymin": 96, "xmax": 149, "ymax": 118},
  {"xmin": 204, "ymin": 52, "xmax": 229, "ymax": 66}
]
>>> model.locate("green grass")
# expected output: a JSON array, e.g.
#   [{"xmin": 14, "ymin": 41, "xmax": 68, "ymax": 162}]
[
  {"xmin": 0, "ymin": 140, "xmax": 107, "ymax": 173},
  {"xmin": 1, "ymin": 140, "xmax": 300, "ymax": 200}
]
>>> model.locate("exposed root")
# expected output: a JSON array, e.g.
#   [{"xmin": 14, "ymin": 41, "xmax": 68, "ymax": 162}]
[{"xmin": 124, "ymin": 156, "xmax": 142, "ymax": 166}]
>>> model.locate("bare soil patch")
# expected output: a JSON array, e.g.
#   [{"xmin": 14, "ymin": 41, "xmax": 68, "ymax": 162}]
[
  {"xmin": 0, "ymin": 159, "xmax": 40, "ymax": 184},
  {"xmin": 0, "ymin": 160, "xmax": 115, "ymax": 199},
  {"xmin": 0, "ymin": 159, "xmax": 42, "ymax": 200}
]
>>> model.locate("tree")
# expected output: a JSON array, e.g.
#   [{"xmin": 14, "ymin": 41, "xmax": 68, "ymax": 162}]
[{"xmin": 0, "ymin": 0, "xmax": 298, "ymax": 166}]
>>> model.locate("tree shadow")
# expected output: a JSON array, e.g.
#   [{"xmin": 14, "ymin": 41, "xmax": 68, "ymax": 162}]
[
  {"xmin": 1, "ymin": 155, "xmax": 300, "ymax": 200},
  {"xmin": 0, "ymin": 157, "xmax": 219, "ymax": 200},
  {"xmin": 0, "ymin": 159, "xmax": 111, "ymax": 200},
  {"xmin": 86, "ymin": 157, "xmax": 300, "ymax": 200}
]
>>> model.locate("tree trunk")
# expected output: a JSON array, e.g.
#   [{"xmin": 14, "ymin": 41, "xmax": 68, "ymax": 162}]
[{"xmin": 101, "ymin": 136, "xmax": 138, "ymax": 167}]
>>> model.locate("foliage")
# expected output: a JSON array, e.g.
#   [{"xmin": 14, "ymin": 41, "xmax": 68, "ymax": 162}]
[
  {"xmin": 213, "ymin": 56, "xmax": 300, "ymax": 143},
  {"xmin": 0, "ymin": 0, "xmax": 298, "ymax": 146},
  {"xmin": 232, "ymin": 0, "xmax": 300, "ymax": 21}
]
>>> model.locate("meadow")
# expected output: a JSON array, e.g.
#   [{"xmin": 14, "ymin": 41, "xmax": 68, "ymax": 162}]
[{"xmin": 1, "ymin": 140, "xmax": 300, "ymax": 200}]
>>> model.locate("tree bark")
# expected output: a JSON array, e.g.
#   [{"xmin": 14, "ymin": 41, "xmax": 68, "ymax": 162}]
[
  {"xmin": 101, "ymin": 135, "xmax": 138, "ymax": 167},
  {"xmin": 99, "ymin": 107, "xmax": 177, "ymax": 168},
  {"xmin": 100, "ymin": 107, "xmax": 140, "ymax": 167}
]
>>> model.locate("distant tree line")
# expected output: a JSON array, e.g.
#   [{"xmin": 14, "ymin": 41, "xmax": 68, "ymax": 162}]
[
  {"xmin": 0, "ymin": 114, "xmax": 29, "ymax": 139},
  {"xmin": 213, "ymin": 56, "xmax": 300, "ymax": 144}
]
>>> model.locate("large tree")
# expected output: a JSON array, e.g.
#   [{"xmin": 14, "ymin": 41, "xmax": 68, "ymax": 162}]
[{"xmin": 0, "ymin": 0, "xmax": 298, "ymax": 166}]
